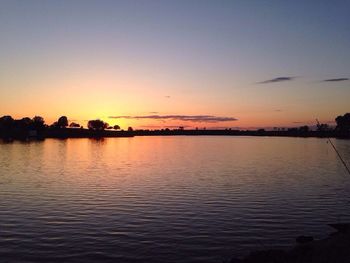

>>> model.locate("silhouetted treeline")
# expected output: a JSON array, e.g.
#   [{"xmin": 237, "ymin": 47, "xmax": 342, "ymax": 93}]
[
  {"xmin": 0, "ymin": 115, "xmax": 46, "ymax": 140},
  {"xmin": 0, "ymin": 116, "xmax": 132, "ymax": 140},
  {"xmin": 131, "ymin": 128, "xmax": 336, "ymax": 137},
  {"xmin": 335, "ymin": 113, "xmax": 350, "ymax": 136},
  {"xmin": 132, "ymin": 113, "xmax": 349, "ymax": 138},
  {"xmin": 1, "ymin": 113, "xmax": 349, "ymax": 141}
]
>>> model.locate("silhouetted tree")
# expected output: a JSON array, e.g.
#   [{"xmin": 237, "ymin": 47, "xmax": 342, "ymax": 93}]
[
  {"xmin": 113, "ymin": 125, "xmax": 120, "ymax": 130},
  {"xmin": 32, "ymin": 116, "xmax": 45, "ymax": 131},
  {"xmin": 0, "ymin": 116, "xmax": 14, "ymax": 138},
  {"xmin": 57, "ymin": 116, "xmax": 68, "ymax": 128},
  {"xmin": 335, "ymin": 113, "xmax": 350, "ymax": 133},
  {"xmin": 316, "ymin": 123, "xmax": 330, "ymax": 132},
  {"xmin": 257, "ymin": 128, "xmax": 266, "ymax": 134},
  {"xmin": 69, "ymin": 122, "xmax": 80, "ymax": 128},
  {"xmin": 0, "ymin": 115, "xmax": 14, "ymax": 130},
  {"xmin": 87, "ymin": 119, "xmax": 108, "ymax": 131},
  {"xmin": 15, "ymin": 117, "xmax": 33, "ymax": 132},
  {"xmin": 128, "ymin": 126, "xmax": 133, "ymax": 132},
  {"xmin": 32, "ymin": 116, "xmax": 44, "ymax": 125},
  {"xmin": 298, "ymin": 125, "xmax": 309, "ymax": 133},
  {"xmin": 20, "ymin": 117, "xmax": 32, "ymax": 127}
]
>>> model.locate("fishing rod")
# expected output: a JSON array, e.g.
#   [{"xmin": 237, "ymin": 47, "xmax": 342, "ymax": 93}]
[{"xmin": 316, "ymin": 119, "xmax": 350, "ymax": 176}]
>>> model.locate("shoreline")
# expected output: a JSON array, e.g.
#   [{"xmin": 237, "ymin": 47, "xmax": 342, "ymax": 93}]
[
  {"xmin": 1, "ymin": 128, "xmax": 349, "ymax": 141},
  {"xmin": 230, "ymin": 224, "xmax": 350, "ymax": 263}
]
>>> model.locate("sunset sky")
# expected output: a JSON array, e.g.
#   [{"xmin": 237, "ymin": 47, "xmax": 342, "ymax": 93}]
[{"xmin": 0, "ymin": 0, "xmax": 349, "ymax": 129}]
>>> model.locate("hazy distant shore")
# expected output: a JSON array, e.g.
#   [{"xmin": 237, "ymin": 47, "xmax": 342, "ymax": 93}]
[{"xmin": 131, "ymin": 129, "xmax": 349, "ymax": 138}]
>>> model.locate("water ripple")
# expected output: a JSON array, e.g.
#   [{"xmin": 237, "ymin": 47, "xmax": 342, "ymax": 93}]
[{"xmin": 0, "ymin": 137, "xmax": 350, "ymax": 262}]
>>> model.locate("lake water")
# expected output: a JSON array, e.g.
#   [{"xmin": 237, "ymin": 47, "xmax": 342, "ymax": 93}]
[{"xmin": 1, "ymin": 136, "xmax": 350, "ymax": 262}]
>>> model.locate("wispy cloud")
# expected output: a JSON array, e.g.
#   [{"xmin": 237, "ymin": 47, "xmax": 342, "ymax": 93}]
[
  {"xmin": 322, "ymin": 78, "xmax": 348, "ymax": 82},
  {"xmin": 138, "ymin": 125, "xmax": 191, "ymax": 129},
  {"xmin": 164, "ymin": 125, "xmax": 192, "ymax": 128},
  {"xmin": 293, "ymin": 121, "xmax": 309, "ymax": 124},
  {"xmin": 258, "ymin": 77, "xmax": 295, "ymax": 84},
  {"xmin": 109, "ymin": 115, "xmax": 238, "ymax": 123}
]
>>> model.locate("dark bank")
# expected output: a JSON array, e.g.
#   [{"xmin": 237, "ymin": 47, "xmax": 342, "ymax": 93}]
[{"xmin": 1, "ymin": 113, "xmax": 350, "ymax": 141}]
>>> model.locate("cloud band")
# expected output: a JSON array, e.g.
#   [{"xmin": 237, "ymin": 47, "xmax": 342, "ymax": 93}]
[
  {"xmin": 258, "ymin": 77, "xmax": 294, "ymax": 84},
  {"xmin": 109, "ymin": 115, "xmax": 238, "ymax": 123}
]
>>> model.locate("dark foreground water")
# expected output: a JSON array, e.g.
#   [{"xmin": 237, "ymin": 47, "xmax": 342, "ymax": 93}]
[{"xmin": 1, "ymin": 136, "xmax": 350, "ymax": 262}]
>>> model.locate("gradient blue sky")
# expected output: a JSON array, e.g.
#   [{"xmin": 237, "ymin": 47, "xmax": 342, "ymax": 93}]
[{"xmin": 0, "ymin": 0, "xmax": 349, "ymax": 129}]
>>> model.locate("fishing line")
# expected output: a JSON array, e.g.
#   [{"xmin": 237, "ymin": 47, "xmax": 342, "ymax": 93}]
[{"xmin": 316, "ymin": 119, "xmax": 350, "ymax": 176}]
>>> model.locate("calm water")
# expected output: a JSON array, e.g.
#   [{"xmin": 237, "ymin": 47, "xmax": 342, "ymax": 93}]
[{"xmin": 1, "ymin": 136, "xmax": 350, "ymax": 262}]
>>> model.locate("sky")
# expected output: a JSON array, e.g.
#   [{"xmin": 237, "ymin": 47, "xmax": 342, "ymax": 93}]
[{"xmin": 0, "ymin": 0, "xmax": 349, "ymax": 129}]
